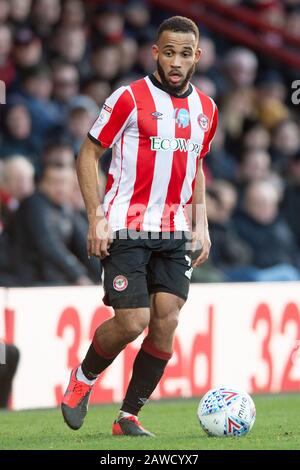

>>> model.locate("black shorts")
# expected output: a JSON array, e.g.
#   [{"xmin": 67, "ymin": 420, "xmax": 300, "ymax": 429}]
[{"xmin": 102, "ymin": 230, "xmax": 192, "ymax": 309}]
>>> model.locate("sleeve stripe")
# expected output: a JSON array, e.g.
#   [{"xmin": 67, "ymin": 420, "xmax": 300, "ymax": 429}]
[
  {"xmin": 89, "ymin": 88, "xmax": 135, "ymax": 148},
  {"xmin": 87, "ymin": 132, "xmax": 105, "ymax": 147}
]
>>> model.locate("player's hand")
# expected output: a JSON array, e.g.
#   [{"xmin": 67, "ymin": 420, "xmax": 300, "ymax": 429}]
[
  {"xmin": 87, "ymin": 216, "xmax": 113, "ymax": 259},
  {"xmin": 191, "ymin": 227, "xmax": 211, "ymax": 268}
]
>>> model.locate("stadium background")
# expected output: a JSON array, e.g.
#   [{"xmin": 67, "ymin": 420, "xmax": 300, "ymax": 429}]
[{"xmin": 0, "ymin": 0, "xmax": 300, "ymax": 450}]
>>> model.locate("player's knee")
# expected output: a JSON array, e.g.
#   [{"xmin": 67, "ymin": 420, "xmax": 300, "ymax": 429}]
[
  {"xmin": 153, "ymin": 311, "xmax": 179, "ymax": 336},
  {"xmin": 163, "ymin": 313, "xmax": 179, "ymax": 334},
  {"xmin": 123, "ymin": 321, "xmax": 148, "ymax": 342},
  {"xmin": 115, "ymin": 309, "xmax": 149, "ymax": 342}
]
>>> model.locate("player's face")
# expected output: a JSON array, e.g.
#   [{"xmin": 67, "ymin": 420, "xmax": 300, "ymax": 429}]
[{"xmin": 152, "ymin": 30, "xmax": 201, "ymax": 94}]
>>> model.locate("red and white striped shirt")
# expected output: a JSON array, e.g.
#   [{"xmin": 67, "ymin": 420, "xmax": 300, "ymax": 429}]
[{"xmin": 89, "ymin": 75, "xmax": 218, "ymax": 232}]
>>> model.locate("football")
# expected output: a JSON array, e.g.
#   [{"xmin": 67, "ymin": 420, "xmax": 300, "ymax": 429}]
[{"xmin": 198, "ymin": 387, "xmax": 256, "ymax": 437}]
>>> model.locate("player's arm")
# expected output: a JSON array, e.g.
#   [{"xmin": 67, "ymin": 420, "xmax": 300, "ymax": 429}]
[
  {"xmin": 191, "ymin": 159, "xmax": 211, "ymax": 268},
  {"xmin": 191, "ymin": 101, "xmax": 218, "ymax": 267},
  {"xmin": 76, "ymin": 136, "xmax": 112, "ymax": 259}
]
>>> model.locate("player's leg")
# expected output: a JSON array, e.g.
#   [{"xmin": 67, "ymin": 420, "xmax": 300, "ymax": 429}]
[
  {"xmin": 62, "ymin": 234, "xmax": 151, "ymax": 430},
  {"xmin": 114, "ymin": 293, "xmax": 184, "ymax": 433},
  {"xmin": 81, "ymin": 307, "xmax": 150, "ymax": 379},
  {"xmin": 113, "ymin": 232, "xmax": 191, "ymax": 435},
  {"xmin": 61, "ymin": 307, "xmax": 149, "ymax": 430},
  {"xmin": 146, "ymin": 291, "xmax": 185, "ymax": 353}
]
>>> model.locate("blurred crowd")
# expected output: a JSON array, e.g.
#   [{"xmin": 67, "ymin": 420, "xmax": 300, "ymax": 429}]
[{"xmin": 1, "ymin": 0, "xmax": 300, "ymax": 286}]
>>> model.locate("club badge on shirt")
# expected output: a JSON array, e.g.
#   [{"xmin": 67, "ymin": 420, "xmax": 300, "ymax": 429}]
[{"xmin": 197, "ymin": 113, "xmax": 210, "ymax": 132}]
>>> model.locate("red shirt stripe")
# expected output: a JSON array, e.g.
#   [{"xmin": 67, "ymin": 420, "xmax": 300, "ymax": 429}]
[{"xmin": 98, "ymin": 89, "xmax": 135, "ymax": 147}]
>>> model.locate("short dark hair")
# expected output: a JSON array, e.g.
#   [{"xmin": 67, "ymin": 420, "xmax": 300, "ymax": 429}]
[{"xmin": 157, "ymin": 16, "xmax": 199, "ymax": 43}]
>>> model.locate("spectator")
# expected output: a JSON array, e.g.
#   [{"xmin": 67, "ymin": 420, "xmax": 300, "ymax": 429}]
[
  {"xmin": 223, "ymin": 47, "xmax": 258, "ymax": 91},
  {"xmin": 240, "ymin": 119, "xmax": 271, "ymax": 153},
  {"xmin": 0, "ymin": 156, "xmax": 35, "ymax": 286},
  {"xmin": 124, "ymin": 0, "xmax": 151, "ymax": 36},
  {"xmin": 81, "ymin": 77, "xmax": 111, "ymax": 107},
  {"xmin": 0, "ymin": 155, "xmax": 35, "ymax": 230},
  {"xmin": 0, "ymin": 0, "xmax": 9, "ymax": 23},
  {"xmin": 222, "ymin": 87, "xmax": 256, "ymax": 147},
  {"xmin": 134, "ymin": 28, "xmax": 155, "ymax": 76},
  {"xmin": 69, "ymin": 172, "xmax": 102, "ymax": 279},
  {"xmin": 52, "ymin": 26, "xmax": 88, "ymax": 77},
  {"xmin": 91, "ymin": 44, "xmax": 121, "ymax": 83},
  {"xmin": 232, "ymin": 180, "xmax": 300, "ymax": 281},
  {"xmin": 235, "ymin": 148, "xmax": 272, "ymax": 201},
  {"xmin": 119, "ymin": 37, "xmax": 139, "ymax": 76},
  {"xmin": 51, "ymin": 61, "xmax": 80, "ymax": 118},
  {"xmin": 12, "ymin": 164, "xmax": 100, "ymax": 285},
  {"xmin": 66, "ymin": 95, "xmax": 98, "ymax": 155},
  {"xmin": 9, "ymin": 0, "xmax": 32, "ymax": 27},
  {"xmin": 41, "ymin": 138, "xmax": 75, "ymax": 170},
  {"xmin": 13, "ymin": 28, "xmax": 43, "ymax": 72},
  {"xmin": 256, "ymin": 70, "xmax": 287, "ymax": 104},
  {"xmin": 270, "ymin": 119, "xmax": 300, "ymax": 172},
  {"xmin": 282, "ymin": 150, "xmax": 300, "ymax": 249},
  {"xmin": 20, "ymin": 65, "xmax": 60, "ymax": 150},
  {"xmin": 286, "ymin": 7, "xmax": 300, "ymax": 39},
  {"xmin": 206, "ymin": 180, "xmax": 251, "ymax": 276},
  {"xmin": 91, "ymin": 4, "xmax": 124, "ymax": 45},
  {"xmin": 60, "ymin": 0, "xmax": 85, "ymax": 28},
  {"xmin": 31, "ymin": 0, "xmax": 61, "ymax": 39},
  {"xmin": 0, "ymin": 100, "xmax": 38, "ymax": 163}
]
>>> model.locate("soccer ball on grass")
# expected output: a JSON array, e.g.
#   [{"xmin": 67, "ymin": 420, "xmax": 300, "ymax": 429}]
[{"xmin": 198, "ymin": 386, "xmax": 256, "ymax": 437}]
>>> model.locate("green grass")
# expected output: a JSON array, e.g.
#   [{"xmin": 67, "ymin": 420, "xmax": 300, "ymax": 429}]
[{"xmin": 0, "ymin": 394, "xmax": 300, "ymax": 450}]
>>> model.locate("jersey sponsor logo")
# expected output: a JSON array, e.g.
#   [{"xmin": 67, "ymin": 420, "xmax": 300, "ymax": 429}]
[
  {"xmin": 103, "ymin": 103, "xmax": 112, "ymax": 113},
  {"xmin": 150, "ymin": 136, "xmax": 203, "ymax": 155},
  {"xmin": 174, "ymin": 108, "xmax": 190, "ymax": 128},
  {"xmin": 151, "ymin": 111, "xmax": 163, "ymax": 120},
  {"xmin": 197, "ymin": 113, "xmax": 210, "ymax": 131},
  {"xmin": 113, "ymin": 275, "xmax": 128, "ymax": 291}
]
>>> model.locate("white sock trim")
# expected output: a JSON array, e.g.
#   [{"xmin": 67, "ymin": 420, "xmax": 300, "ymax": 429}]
[
  {"xmin": 117, "ymin": 411, "xmax": 137, "ymax": 421},
  {"xmin": 76, "ymin": 365, "xmax": 97, "ymax": 386}
]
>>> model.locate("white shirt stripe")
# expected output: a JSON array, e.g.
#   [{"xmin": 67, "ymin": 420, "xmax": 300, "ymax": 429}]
[{"xmin": 142, "ymin": 77, "xmax": 176, "ymax": 231}]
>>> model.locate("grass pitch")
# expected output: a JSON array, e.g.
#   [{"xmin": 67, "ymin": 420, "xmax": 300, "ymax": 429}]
[{"xmin": 0, "ymin": 394, "xmax": 299, "ymax": 450}]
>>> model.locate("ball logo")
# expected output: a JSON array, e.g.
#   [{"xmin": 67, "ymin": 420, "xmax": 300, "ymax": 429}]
[
  {"xmin": 227, "ymin": 417, "xmax": 242, "ymax": 433},
  {"xmin": 197, "ymin": 114, "xmax": 210, "ymax": 131},
  {"xmin": 174, "ymin": 108, "xmax": 190, "ymax": 128},
  {"xmin": 113, "ymin": 275, "xmax": 128, "ymax": 291}
]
